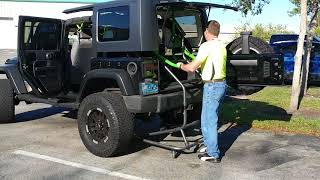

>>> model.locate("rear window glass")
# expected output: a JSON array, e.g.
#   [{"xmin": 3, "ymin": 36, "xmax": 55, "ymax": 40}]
[
  {"xmin": 98, "ymin": 6, "xmax": 129, "ymax": 42},
  {"xmin": 157, "ymin": 7, "xmax": 203, "ymax": 48},
  {"xmin": 175, "ymin": 16, "xmax": 198, "ymax": 38}
]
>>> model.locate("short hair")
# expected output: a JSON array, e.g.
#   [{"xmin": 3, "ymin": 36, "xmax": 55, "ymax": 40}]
[{"xmin": 207, "ymin": 20, "xmax": 220, "ymax": 36}]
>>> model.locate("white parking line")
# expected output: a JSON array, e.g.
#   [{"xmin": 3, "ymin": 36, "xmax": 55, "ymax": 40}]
[{"xmin": 13, "ymin": 150, "xmax": 151, "ymax": 180}]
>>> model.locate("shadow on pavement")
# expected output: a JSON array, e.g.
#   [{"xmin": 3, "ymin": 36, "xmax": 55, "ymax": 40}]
[
  {"xmin": 62, "ymin": 110, "xmax": 78, "ymax": 119},
  {"xmin": 14, "ymin": 96, "xmax": 292, "ymax": 158},
  {"xmin": 219, "ymin": 123, "xmax": 251, "ymax": 158},
  {"xmin": 118, "ymin": 115, "xmax": 164, "ymax": 156},
  {"xmin": 16, "ymin": 106, "xmax": 68, "ymax": 122},
  {"xmin": 218, "ymin": 96, "xmax": 292, "ymax": 159}
]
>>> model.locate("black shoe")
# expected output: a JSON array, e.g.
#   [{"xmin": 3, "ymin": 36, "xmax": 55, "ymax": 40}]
[{"xmin": 198, "ymin": 153, "xmax": 221, "ymax": 163}]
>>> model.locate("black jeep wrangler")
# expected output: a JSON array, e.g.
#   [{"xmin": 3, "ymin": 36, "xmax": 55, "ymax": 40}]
[{"xmin": 0, "ymin": 0, "xmax": 283, "ymax": 157}]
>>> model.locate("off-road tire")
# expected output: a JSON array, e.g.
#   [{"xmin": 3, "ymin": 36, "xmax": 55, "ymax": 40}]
[
  {"xmin": 227, "ymin": 36, "xmax": 274, "ymax": 95},
  {"xmin": 0, "ymin": 79, "xmax": 15, "ymax": 123},
  {"xmin": 77, "ymin": 92, "xmax": 134, "ymax": 157}
]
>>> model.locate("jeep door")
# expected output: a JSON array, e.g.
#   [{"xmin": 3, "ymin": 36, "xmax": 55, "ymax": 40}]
[{"xmin": 18, "ymin": 16, "xmax": 65, "ymax": 96}]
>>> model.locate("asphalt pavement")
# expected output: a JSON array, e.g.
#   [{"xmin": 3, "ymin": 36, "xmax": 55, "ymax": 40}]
[
  {"xmin": 0, "ymin": 49, "xmax": 320, "ymax": 180},
  {"xmin": 0, "ymin": 102, "xmax": 319, "ymax": 180},
  {"xmin": 0, "ymin": 49, "xmax": 16, "ymax": 63}
]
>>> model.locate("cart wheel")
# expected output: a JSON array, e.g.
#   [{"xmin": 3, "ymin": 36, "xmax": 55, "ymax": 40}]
[
  {"xmin": 193, "ymin": 144, "xmax": 200, "ymax": 153},
  {"xmin": 172, "ymin": 151, "xmax": 177, "ymax": 158},
  {"xmin": 172, "ymin": 151, "xmax": 180, "ymax": 159}
]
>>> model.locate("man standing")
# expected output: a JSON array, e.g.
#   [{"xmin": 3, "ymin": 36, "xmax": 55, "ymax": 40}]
[{"xmin": 177, "ymin": 20, "xmax": 227, "ymax": 163}]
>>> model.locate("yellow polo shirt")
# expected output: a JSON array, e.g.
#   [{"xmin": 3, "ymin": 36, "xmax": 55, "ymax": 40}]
[{"xmin": 196, "ymin": 39, "xmax": 227, "ymax": 81}]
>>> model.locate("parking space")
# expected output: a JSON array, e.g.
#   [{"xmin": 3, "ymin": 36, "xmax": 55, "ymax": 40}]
[
  {"xmin": 0, "ymin": 102, "xmax": 320, "ymax": 180},
  {"xmin": 0, "ymin": 49, "xmax": 16, "ymax": 64}
]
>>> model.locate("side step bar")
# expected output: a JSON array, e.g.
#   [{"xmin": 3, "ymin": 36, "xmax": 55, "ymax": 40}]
[
  {"xmin": 17, "ymin": 94, "xmax": 79, "ymax": 109},
  {"xmin": 142, "ymin": 66, "xmax": 203, "ymax": 158}
]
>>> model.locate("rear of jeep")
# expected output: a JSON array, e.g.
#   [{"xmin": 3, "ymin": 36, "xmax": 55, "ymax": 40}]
[
  {"xmin": 64, "ymin": 0, "xmax": 209, "ymax": 157},
  {"xmin": 0, "ymin": 0, "xmax": 209, "ymax": 157}
]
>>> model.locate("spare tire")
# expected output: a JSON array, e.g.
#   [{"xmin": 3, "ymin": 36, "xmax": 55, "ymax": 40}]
[
  {"xmin": 227, "ymin": 36, "xmax": 274, "ymax": 95},
  {"xmin": 227, "ymin": 36, "xmax": 274, "ymax": 54}
]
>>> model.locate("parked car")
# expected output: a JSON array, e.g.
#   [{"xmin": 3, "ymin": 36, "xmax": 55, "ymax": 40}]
[{"xmin": 270, "ymin": 34, "xmax": 320, "ymax": 85}]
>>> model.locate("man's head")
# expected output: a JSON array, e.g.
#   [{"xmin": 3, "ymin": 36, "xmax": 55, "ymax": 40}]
[{"xmin": 204, "ymin": 20, "xmax": 220, "ymax": 41}]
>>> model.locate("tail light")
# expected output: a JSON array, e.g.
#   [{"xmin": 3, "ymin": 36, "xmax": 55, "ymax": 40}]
[{"xmin": 139, "ymin": 59, "xmax": 159, "ymax": 95}]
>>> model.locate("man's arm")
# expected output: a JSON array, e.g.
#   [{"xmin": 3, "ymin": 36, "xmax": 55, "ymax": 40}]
[
  {"xmin": 178, "ymin": 61, "xmax": 202, "ymax": 73},
  {"xmin": 178, "ymin": 43, "xmax": 208, "ymax": 73}
]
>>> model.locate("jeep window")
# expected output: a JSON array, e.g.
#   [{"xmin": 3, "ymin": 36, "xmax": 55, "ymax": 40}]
[
  {"xmin": 23, "ymin": 21, "xmax": 61, "ymax": 50},
  {"xmin": 157, "ymin": 8, "xmax": 203, "ymax": 48},
  {"xmin": 98, "ymin": 6, "xmax": 129, "ymax": 42},
  {"xmin": 175, "ymin": 16, "xmax": 198, "ymax": 38}
]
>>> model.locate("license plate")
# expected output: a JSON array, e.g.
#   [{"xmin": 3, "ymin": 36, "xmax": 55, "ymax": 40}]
[{"xmin": 139, "ymin": 81, "xmax": 159, "ymax": 96}]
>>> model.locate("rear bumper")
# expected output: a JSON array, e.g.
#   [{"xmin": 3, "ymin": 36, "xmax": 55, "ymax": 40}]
[{"xmin": 123, "ymin": 88, "xmax": 202, "ymax": 113}]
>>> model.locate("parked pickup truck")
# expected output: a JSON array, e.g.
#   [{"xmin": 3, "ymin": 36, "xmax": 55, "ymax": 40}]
[{"xmin": 269, "ymin": 34, "xmax": 320, "ymax": 85}]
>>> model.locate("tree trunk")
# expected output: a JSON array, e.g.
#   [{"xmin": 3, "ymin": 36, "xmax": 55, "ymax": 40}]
[
  {"xmin": 288, "ymin": 0, "xmax": 308, "ymax": 113},
  {"xmin": 301, "ymin": 33, "xmax": 313, "ymax": 96},
  {"xmin": 301, "ymin": 1, "xmax": 319, "ymax": 95}
]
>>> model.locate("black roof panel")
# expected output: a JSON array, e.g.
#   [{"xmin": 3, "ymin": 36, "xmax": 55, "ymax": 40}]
[
  {"xmin": 63, "ymin": 4, "xmax": 93, "ymax": 14},
  {"xmin": 63, "ymin": 0, "xmax": 237, "ymax": 14},
  {"xmin": 157, "ymin": 1, "xmax": 238, "ymax": 11}
]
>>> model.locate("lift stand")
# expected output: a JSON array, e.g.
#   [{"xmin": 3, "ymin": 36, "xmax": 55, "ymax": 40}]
[{"xmin": 142, "ymin": 65, "xmax": 203, "ymax": 158}]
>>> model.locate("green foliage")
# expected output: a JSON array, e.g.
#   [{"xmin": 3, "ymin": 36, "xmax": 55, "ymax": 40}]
[
  {"xmin": 288, "ymin": 0, "xmax": 300, "ymax": 16},
  {"xmin": 316, "ymin": 18, "xmax": 320, "ymax": 36},
  {"xmin": 231, "ymin": 0, "xmax": 270, "ymax": 15},
  {"xmin": 288, "ymin": 0, "xmax": 315, "ymax": 16},
  {"xmin": 221, "ymin": 86, "xmax": 320, "ymax": 136},
  {"xmin": 316, "ymin": 26, "xmax": 320, "ymax": 36},
  {"xmin": 234, "ymin": 23, "xmax": 294, "ymax": 42},
  {"xmin": 288, "ymin": 0, "xmax": 319, "ymax": 36}
]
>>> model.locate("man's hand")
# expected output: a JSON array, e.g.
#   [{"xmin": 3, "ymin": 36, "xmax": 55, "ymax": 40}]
[
  {"xmin": 178, "ymin": 60, "xmax": 201, "ymax": 73},
  {"xmin": 176, "ymin": 62, "xmax": 183, "ymax": 69}
]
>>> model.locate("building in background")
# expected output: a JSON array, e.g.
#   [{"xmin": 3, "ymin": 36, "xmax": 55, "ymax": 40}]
[{"xmin": 0, "ymin": 0, "xmax": 106, "ymax": 49}]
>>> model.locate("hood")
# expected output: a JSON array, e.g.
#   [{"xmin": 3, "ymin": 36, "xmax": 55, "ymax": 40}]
[{"xmin": 5, "ymin": 57, "xmax": 18, "ymax": 65}]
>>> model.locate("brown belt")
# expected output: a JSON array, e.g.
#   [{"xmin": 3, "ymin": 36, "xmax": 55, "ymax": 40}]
[{"xmin": 203, "ymin": 79, "xmax": 226, "ymax": 83}]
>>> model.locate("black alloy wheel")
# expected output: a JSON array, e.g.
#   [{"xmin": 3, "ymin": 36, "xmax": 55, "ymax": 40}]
[{"xmin": 86, "ymin": 108, "xmax": 111, "ymax": 144}]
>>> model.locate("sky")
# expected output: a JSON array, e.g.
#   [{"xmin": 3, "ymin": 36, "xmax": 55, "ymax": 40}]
[
  {"xmin": 9, "ymin": 0, "xmax": 300, "ymax": 34},
  {"xmin": 1, "ymin": 0, "xmax": 301, "ymax": 45},
  {"xmin": 191, "ymin": 0, "xmax": 300, "ymax": 33}
]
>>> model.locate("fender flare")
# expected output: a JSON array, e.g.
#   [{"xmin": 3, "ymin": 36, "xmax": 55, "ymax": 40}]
[
  {"xmin": 0, "ymin": 65, "xmax": 27, "ymax": 94},
  {"xmin": 78, "ymin": 69, "xmax": 136, "ymax": 101}
]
